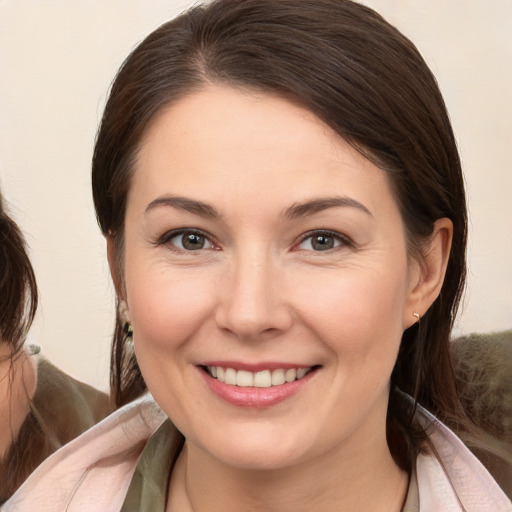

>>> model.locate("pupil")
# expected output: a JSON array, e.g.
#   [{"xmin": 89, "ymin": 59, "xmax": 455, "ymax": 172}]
[
  {"xmin": 312, "ymin": 235, "xmax": 333, "ymax": 251},
  {"xmin": 183, "ymin": 233, "xmax": 204, "ymax": 250}
]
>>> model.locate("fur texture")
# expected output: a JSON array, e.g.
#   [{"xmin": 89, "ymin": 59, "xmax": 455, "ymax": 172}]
[{"xmin": 451, "ymin": 329, "xmax": 512, "ymax": 497}]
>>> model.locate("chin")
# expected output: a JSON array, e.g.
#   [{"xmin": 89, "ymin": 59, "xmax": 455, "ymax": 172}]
[
  {"xmin": 194, "ymin": 427, "xmax": 310, "ymax": 471},
  {"xmin": 215, "ymin": 446, "xmax": 304, "ymax": 471}
]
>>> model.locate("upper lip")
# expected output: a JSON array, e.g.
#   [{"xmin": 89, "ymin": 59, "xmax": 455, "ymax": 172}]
[{"xmin": 200, "ymin": 361, "xmax": 316, "ymax": 372}]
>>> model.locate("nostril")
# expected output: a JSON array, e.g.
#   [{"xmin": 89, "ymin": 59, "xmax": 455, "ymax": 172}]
[{"xmin": 215, "ymin": 300, "xmax": 293, "ymax": 341}]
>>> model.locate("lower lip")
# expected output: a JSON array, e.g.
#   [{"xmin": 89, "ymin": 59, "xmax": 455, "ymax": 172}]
[{"xmin": 200, "ymin": 368, "xmax": 316, "ymax": 408}]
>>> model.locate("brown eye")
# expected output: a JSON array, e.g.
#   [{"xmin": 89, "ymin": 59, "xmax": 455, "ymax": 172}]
[
  {"xmin": 311, "ymin": 235, "xmax": 335, "ymax": 251},
  {"xmin": 298, "ymin": 231, "xmax": 347, "ymax": 252},
  {"xmin": 167, "ymin": 231, "xmax": 214, "ymax": 251},
  {"xmin": 182, "ymin": 233, "xmax": 206, "ymax": 250}
]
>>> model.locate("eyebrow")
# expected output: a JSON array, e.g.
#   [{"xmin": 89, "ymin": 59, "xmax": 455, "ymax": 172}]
[
  {"xmin": 284, "ymin": 196, "xmax": 372, "ymax": 219},
  {"xmin": 145, "ymin": 194, "xmax": 371, "ymax": 219},
  {"xmin": 145, "ymin": 195, "xmax": 221, "ymax": 218}
]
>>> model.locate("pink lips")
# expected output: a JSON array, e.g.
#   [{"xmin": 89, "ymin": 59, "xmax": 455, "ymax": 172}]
[{"xmin": 199, "ymin": 365, "xmax": 316, "ymax": 408}]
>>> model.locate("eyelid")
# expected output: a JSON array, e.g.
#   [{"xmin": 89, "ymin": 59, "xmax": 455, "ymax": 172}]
[{"xmin": 154, "ymin": 228, "xmax": 352, "ymax": 252}]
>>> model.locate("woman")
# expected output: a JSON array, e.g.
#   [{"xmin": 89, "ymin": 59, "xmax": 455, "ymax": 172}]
[
  {"xmin": 4, "ymin": 0, "xmax": 511, "ymax": 510},
  {"xmin": 0, "ymin": 192, "xmax": 110, "ymax": 503}
]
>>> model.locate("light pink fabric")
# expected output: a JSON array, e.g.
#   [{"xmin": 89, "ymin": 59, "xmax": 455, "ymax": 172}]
[
  {"xmin": 2, "ymin": 395, "xmax": 165, "ymax": 512},
  {"xmin": 414, "ymin": 405, "xmax": 511, "ymax": 511},
  {"xmin": 2, "ymin": 395, "xmax": 511, "ymax": 511}
]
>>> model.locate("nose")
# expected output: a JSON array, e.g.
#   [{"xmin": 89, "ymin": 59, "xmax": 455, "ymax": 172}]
[{"xmin": 215, "ymin": 252, "xmax": 293, "ymax": 341}]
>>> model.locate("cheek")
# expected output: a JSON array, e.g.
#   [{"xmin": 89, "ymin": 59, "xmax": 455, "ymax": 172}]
[
  {"xmin": 124, "ymin": 257, "xmax": 218, "ymax": 354},
  {"xmin": 294, "ymin": 264, "xmax": 409, "ymax": 359},
  {"xmin": 125, "ymin": 264, "xmax": 219, "ymax": 417}
]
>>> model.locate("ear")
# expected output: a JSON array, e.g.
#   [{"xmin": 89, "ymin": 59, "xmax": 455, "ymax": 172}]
[
  {"xmin": 106, "ymin": 235, "xmax": 130, "ymax": 322},
  {"xmin": 403, "ymin": 218, "xmax": 453, "ymax": 329}
]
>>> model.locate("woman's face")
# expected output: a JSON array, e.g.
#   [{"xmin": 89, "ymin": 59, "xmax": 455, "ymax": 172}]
[{"xmin": 121, "ymin": 86, "xmax": 421, "ymax": 470}]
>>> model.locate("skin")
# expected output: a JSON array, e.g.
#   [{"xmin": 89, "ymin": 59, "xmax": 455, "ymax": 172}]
[{"xmin": 111, "ymin": 85, "xmax": 452, "ymax": 512}]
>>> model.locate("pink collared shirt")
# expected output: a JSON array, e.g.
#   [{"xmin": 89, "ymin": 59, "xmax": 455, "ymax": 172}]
[{"xmin": 3, "ymin": 394, "xmax": 511, "ymax": 511}]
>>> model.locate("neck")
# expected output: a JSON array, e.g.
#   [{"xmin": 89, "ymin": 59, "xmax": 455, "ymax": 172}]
[
  {"xmin": 168, "ymin": 425, "xmax": 408, "ymax": 512},
  {"xmin": 0, "ymin": 344, "xmax": 37, "ymax": 459}
]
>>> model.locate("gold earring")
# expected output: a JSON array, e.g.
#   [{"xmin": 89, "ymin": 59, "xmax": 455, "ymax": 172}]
[
  {"xmin": 123, "ymin": 322, "xmax": 133, "ymax": 337},
  {"xmin": 413, "ymin": 312, "xmax": 420, "ymax": 321}
]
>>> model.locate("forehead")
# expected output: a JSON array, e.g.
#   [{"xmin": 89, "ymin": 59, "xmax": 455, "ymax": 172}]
[{"xmin": 131, "ymin": 85, "xmax": 396, "ymax": 216}]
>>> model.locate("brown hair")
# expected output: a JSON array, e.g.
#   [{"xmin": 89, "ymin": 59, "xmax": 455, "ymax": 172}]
[
  {"xmin": 0, "ymin": 193, "xmax": 39, "ymax": 502},
  {"xmin": 0, "ymin": 193, "xmax": 38, "ymax": 354},
  {"xmin": 93, "ymin": 0, "xmax": 469, "ymax": 469}
]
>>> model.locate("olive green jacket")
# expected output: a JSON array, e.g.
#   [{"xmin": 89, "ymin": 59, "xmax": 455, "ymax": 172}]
[
  {"xmin": 0, "ymin": 348, "xmax": 110, "ymax": 502},
  {"xmin": 3, "ymin": 394, "xmax": 510, "ymax": 511}
]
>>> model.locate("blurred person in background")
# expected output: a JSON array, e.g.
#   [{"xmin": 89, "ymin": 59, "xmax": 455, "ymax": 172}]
[{"xmin": 0, "ymin": 189, "xmax": 110, "ymax": 503}]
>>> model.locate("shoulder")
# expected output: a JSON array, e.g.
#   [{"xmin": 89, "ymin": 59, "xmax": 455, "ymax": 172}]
[
  {"xmin": 0, "ymin": 349, "xmax": 111, "ymax": 503},
  {"xmin": 2, "ymin": 395, "xmax": 165, "ymax": 512},
  {"xmin": 450, "ymin": 330, "xmax": 512, "ymax": 439},
  {"xmin": 449, "ymin": 330, "xmax": 512, "ymax": 496},
  {"xmin": 34, "ymin": 353, "xmax": 111, "ymax": 429},
  {"xmin": 413, "ymin": 402, "xmax": 512, "ymax": 511}
]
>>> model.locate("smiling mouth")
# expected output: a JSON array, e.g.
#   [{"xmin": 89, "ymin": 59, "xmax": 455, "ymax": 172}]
[{"xmin": 204, "ymin": 366, "xmax": 316, "ymax": 388}]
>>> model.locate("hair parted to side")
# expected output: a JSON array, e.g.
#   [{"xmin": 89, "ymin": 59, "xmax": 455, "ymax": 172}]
[
  {"xmin": 0, "ymin": 192, "xmax": 38, "ymax": 355},
  {"xmin": 92, "ymin": 0, "xmax": 468, "ymax": 469}
]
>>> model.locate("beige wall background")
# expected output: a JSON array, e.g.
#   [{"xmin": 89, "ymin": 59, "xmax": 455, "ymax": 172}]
[{"xmin": 0, "ymin": 1, "xmax": 510, "ymax": 391}]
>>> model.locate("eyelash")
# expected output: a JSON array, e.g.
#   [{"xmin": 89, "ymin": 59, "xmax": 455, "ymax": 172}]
[
  {"xmin": 155, "ymin": 228, "xmax": 218, "ymax": 252},
  {"xmin": 294, "ymin": 230, "xmax": 353, "ymax": 252},
  {"xmin": 156, "ymin": 228, "xmax": 352, "ymax": 253}
]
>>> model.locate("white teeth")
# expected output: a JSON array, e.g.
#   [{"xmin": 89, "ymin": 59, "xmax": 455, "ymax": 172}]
[
  {"xmin": 296, "ymin": 368, "xmax": 308, "ymax": 379},
  {"xmin": 285, "ymin": 369, "xmax": 297, "ymax": 383},
  {"xmin": 224, "ymin": 368, "xmax": 237, "ymax": 385},
  {"xmin": 236, "ymin": 370, "xmax": 254, "ymax": 387},
  {"xmin": 271, "ymin": 369, "xmax": 285, "ymax": 386},
  {"xmin": 253, "ymin": 370, "xmax": 272, "ymax": 388},
  {"xmin": 207, "ymin": 366, "xmax": 311, "ymax": 387}
]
